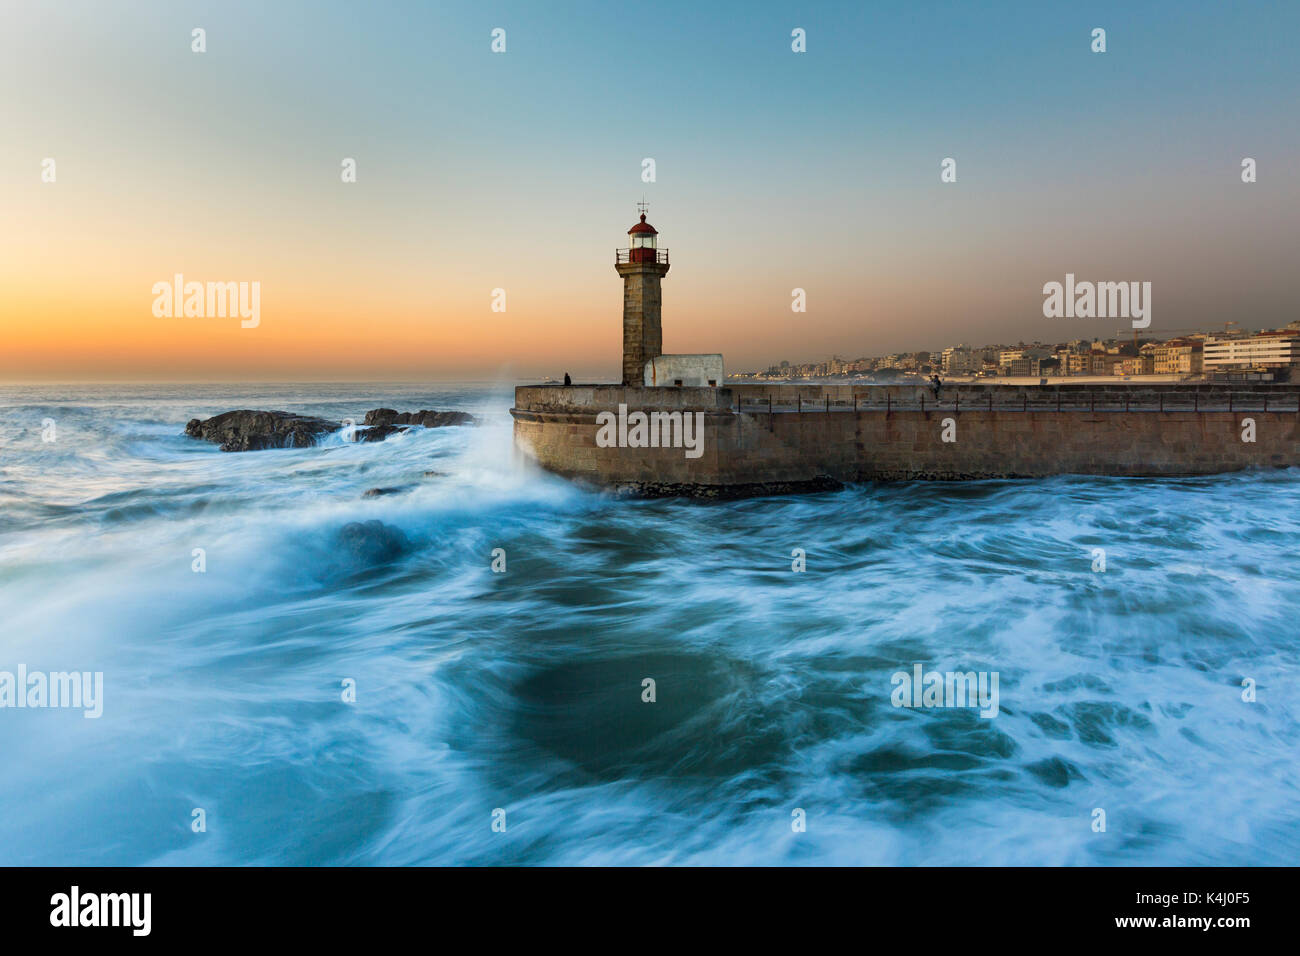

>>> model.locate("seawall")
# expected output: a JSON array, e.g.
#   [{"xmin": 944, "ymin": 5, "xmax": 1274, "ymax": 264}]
[{"xmin": 511, "ymin": 384, "xmax": 1300, "ymax": 496}]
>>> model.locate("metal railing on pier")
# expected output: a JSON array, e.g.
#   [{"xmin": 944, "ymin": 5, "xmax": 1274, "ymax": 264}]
[{"xmin": 736, "ymin": 390, "xmax": 1300, "ymax": 415}]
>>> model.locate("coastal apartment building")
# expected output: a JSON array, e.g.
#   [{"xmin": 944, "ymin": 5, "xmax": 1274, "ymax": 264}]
[
  {"xmin": 1063, "ymin": 351, "xmax": 1091, "ymax": 375},
  {"xmin": 1002, "ymin": 348, "xmax": 1052, "ymax": 376},
  {"xmin": 1152, "ymin": 339, "xmax": 1203, "ymax": 375},
  {"xmin": 1088, "ymin": 351, "xmax": 1125, "ymax": 375},
  {"xmin": 1050, "ymin": 346, "xmax": 1120, "ymax": 376},
  {"xmin": 1115, "ymin": 354, "xmax": 1155, "ymax": 375},
  {"xmin": 941, "ymin": 346, "xmax": 981, "ymax": 375},
  {"xmin": 1053, "ymin": 341, "xmax": 1099, "ymax": 376},
  {"xmin": 1203, "ymin": 331, "xmax": 1300, "ymax": 371}
]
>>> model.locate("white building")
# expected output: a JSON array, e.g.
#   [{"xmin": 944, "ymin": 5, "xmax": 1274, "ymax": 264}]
[
  {"xmin": 645, "ymin": 353, "xmax": 724, "ymax": 387},
  {"xmin": 1203, "ymin": 332, "xmax": 1300, "ymax": 370},
  {"xmin": 941, "ymin": 346, "xmax": 980, "ymax": 374}
]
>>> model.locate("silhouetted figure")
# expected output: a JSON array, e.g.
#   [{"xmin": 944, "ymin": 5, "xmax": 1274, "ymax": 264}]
[
  {"xmin": 563, "ymin": 373, "xmax": 572, "ymax": 386},
  {"xmin": 931, "ymin": 374, "xmax": 943, "ymax": 399}
]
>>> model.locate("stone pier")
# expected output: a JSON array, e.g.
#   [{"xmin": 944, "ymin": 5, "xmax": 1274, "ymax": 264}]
[{"xmin": 511, "ymin": 383, "xmax": 1300, "ymax": 497}]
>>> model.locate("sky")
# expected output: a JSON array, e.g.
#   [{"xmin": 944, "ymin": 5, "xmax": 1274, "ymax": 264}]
[{"xmin": 2, "ymin": 0, "xmax": 1298, "ymax": 382}]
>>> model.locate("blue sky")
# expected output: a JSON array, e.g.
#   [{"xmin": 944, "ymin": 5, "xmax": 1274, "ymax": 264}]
[{"xmin": 3, "ymin": 0, "xmax": 1297, "ymax": 380}]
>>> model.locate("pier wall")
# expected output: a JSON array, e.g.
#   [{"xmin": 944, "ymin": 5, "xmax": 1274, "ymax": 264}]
[{"xmin": 511, "ymin": 384, "xmax": 1300, "ymax": 494}]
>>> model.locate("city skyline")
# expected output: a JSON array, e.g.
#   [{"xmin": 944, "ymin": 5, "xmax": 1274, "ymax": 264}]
[
  {"xmin": 3, "ymin": 0, "xmax": 1298, "ymax": 382},
  {"xmin": 735, "ymin": 317, "xmax": 1298, "ymax": 380}
]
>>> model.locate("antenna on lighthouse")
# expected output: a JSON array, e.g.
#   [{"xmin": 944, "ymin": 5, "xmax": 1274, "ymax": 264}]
[{"xmin": 636, "ymin": 198, "xmax": 649, "ymax": 218}]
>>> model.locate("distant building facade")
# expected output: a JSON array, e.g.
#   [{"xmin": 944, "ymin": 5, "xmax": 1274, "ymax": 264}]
[
  {"xmin": 1152, "ymin": 339, "xmax": 1203, "ymax": 375},
  {"xmin": 941, "ymin": 346, "xmax": 981, "ymax": 374},
  {"xmin": 1203, "ymin": 331, "xmax": 1300, "ymax": 371}
]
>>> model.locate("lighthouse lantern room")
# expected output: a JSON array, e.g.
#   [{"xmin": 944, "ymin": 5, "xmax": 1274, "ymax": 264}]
[{"xmin": 627, "ymin": 214, "xmax": 658, "ymax": 261}]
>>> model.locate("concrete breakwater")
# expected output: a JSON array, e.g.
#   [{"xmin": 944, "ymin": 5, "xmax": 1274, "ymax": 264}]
[{"xmin": 511, "ymin": 383, "xmax": 1300, "ymax": 496}]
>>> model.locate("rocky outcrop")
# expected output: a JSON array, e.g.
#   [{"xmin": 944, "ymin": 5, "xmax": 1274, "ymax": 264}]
[
  {"xmin": 184, "ymin": 410, "xmax": 341, "ymax": 452},
  {"xmin": 363, "ymin": 408, "xmax": 476, "ymax": 428},
  {"xmin": 362, "ymin": 486, "xmax": 409, "ymax": 498},
  {"xmin": 185, "ymin": 407, "xmax": 476, "ymax": 451},
  {"xmin": 338, "ymin": 520, "xmax": 410, "ymax": 564},
  {"xmin": 356, "ymin": 424, "xmax": 402, "ymax": 443}
]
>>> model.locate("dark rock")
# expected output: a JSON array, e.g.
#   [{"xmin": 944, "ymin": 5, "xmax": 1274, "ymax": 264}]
[
  {"xmin": 184, "ymin": 410, "xmax": 341, "ymax": 452},
  {"xmin": 422, "ymin": 470, "xmax": 449, "ymax": 477},
  {"xmin": 616, "ymin": 475, "xmax": 843, "ymax": 500},
  {"xmin": 412, "ymin": 409, "xmax": 476, "ymax": 428},
  {"xmin": 338, "ymin": 520, "xmax": 410, "ymax": 564},
  {"xmin": 186, "ymin": 407, "xmax": 474, "ymax": 452},
  {"xmin": 362, "ymin": 486, "xmax": 408, "ymax": 498},
  {"xmin": 358, "ymin": 424, "xmax": 403, "ymax": 443},
  {"xmin": 363, "ymin": 408, "xmax": 475, "ymax": 428}
]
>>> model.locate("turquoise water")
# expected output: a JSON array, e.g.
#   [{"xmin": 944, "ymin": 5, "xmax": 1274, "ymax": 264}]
[{"xmin": 0, "ymin": 383, "xmax": 1297, "ymax": 865}]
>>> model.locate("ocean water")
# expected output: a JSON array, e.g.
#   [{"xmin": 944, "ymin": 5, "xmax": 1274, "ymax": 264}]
[{"xmin": 0, "ymin": 382, "xmax": 1297, "ymax": 866}]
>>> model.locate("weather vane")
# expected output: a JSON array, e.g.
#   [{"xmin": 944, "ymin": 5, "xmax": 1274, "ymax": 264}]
[{"xmin": 637, "ymin": 198, "xmax": 649, "ymax": 217}]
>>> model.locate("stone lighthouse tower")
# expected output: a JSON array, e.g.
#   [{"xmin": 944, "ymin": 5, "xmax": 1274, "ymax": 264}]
[{"xmin": 615, "ymin": 207, "xmax": 670, "ymax": 386}]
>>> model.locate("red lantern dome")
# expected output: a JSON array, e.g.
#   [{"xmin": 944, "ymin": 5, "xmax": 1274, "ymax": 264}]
[
  {"xmin": 628, "ymin": 213, "xmax": 657, "ymax": 236},
  {"xmin": 628, "ymin": 213, "xmax": 658, "ymax": 262}
]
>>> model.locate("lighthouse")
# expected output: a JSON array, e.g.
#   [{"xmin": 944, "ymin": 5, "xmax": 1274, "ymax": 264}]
[{"xmin": 615, "ymin": 206, "xmax": 670, "ymax": 386}]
